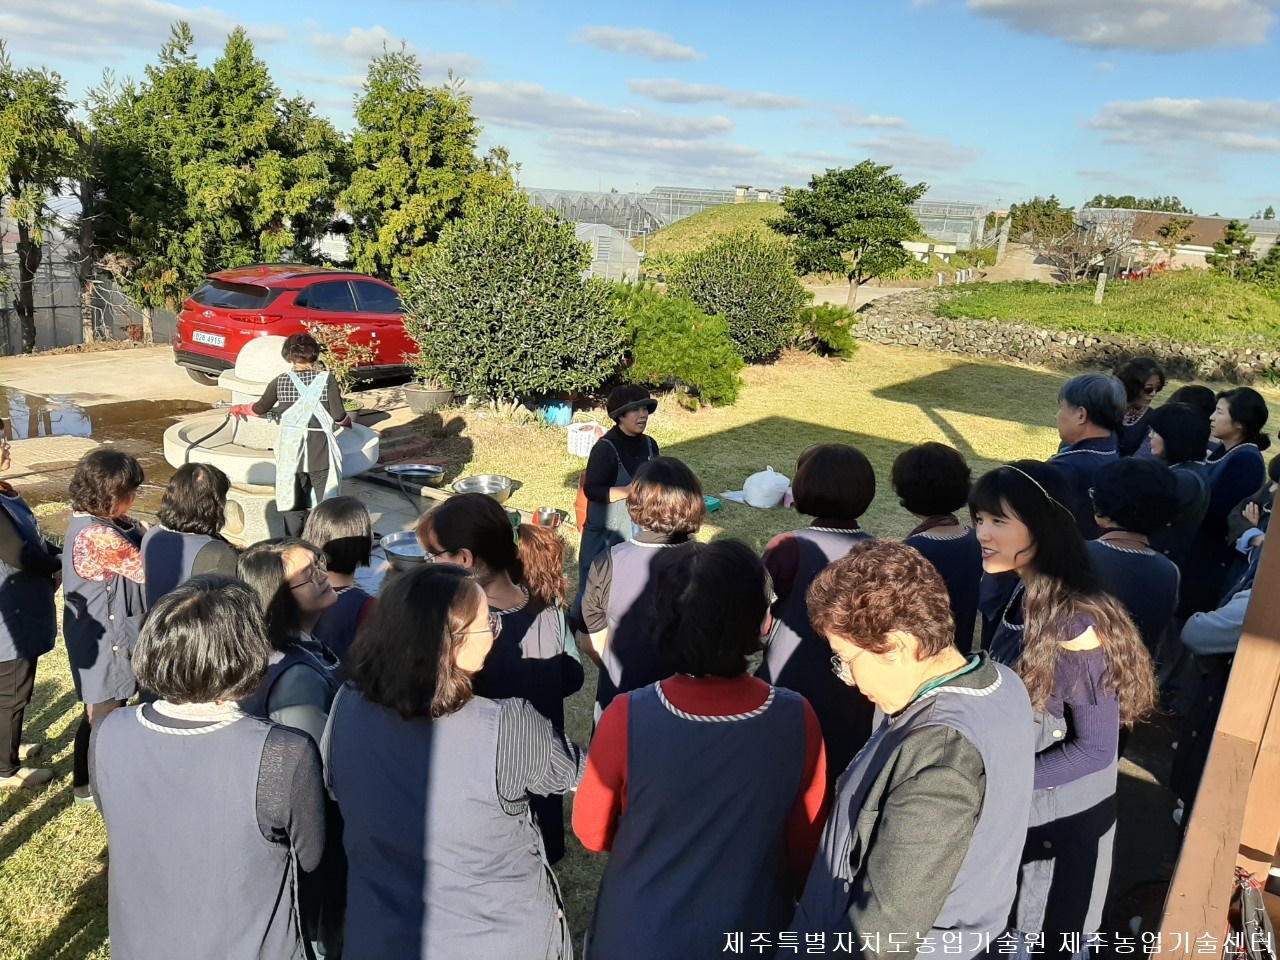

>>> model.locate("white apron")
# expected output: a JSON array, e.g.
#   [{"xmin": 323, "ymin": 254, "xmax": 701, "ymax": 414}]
[{"xmin": 274, "ymin": 371, "xmax": 344, "ymax": 510}]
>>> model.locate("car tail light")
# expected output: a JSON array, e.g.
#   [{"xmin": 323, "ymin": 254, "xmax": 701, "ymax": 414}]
[{"xmin": 229, "ymin": 313, "xmax": 283, "ymax": 325}]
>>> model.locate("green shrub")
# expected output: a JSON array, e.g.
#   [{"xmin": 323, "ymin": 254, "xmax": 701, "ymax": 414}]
[
  {"xmin": 792, "ymin": 303, "xmax": 859, "ymax": 358},
  {"xmin": 400, "ymin": 192, "xmax": 624, "ymax": 406},
  {"xmin": 638, "ymin": 250, "xmax": 682, "ymax": 281},
  {"xmin": 666, "ymin": 232, "xmax": 808, "ymax": 362},
  {"xmin": 966, "ymin": 248, "xmax": 998, "ymax": 268},
  {"xmin": 613, "ymin": 283, "xmax": 744, "ymax": 407}
]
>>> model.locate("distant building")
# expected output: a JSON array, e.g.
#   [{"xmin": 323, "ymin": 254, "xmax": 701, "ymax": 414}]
[
  {"xmin": 1079, "ymin": 207, "xmax": 1280, "ymax": 269},
  {"xmin": 527, "ymin": 185, "xmax": 989, "ymax": 249}
]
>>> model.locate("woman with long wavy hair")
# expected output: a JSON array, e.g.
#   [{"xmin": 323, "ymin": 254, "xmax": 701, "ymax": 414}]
[{"xmin": 970, "ymin": 460, "xmax": 1157, "ymax": 960}]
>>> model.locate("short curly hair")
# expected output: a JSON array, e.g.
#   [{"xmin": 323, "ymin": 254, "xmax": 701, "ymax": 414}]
[
  {"xmin": 1115, "ymin": 358, "xmax": 1165, "ymax": 404},
  {"xmin": 158, "ymin": 463, "xmax": 230, "ymax": 536},
  {"xmin": 69, "ymin": 448, "xmax": 145, "ymax": 517},
  {"xmin": 627, "ymin": 457, "xmax": 706, "ymax": 536},
  {"xmin": 807, "ymin": 540, "xmax": 955, "ymax": 658},
  {"xmin": 282, "ymin": 333, "xmax": 321, "ymax": 365},
  {"xmin": 891, "ymin": 443, "xmax": 972, "ymax": 516}
]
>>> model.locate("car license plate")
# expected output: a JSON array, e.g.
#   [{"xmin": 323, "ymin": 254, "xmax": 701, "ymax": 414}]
[{"xmin": 192, "ymin": 331, "xmax": 225, "ymax": 347}]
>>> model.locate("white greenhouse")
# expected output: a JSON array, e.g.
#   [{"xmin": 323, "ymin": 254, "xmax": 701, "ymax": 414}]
[{"xmin": 575, "ymin": 223, "xmax": 641, "ymax": 282}]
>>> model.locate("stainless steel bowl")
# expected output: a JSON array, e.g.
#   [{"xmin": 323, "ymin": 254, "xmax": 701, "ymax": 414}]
[
  {"xmin": 452, "ymin": 474, "xmax": 515, "ymax": 504},
  {"xmin": 385, "ymin": 463, "xmax": 446, "ymax": 488},
  {"xmin": 380, "ymin": 530, "xmax": 428, "ymax": 572}
]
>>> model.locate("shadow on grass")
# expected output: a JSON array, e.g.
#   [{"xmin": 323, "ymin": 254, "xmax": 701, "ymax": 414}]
[
  {"xmin": 27, "ymin": 848, "xmax": 108, "ymax": 960},
  {"xmin": 0, "ymin": 781, "xmax": 75, "ymax": 868},
  {"xmin": 872, "ymin": 362, "xmax": 1068, "ymax": 429},
  {"xmin": 1105, "ymin": 767, "xmax": 1181, "ymax": 938},
  {"xmin": 559, "ymin": 420, "xmax": 927, "ymax": 500}
]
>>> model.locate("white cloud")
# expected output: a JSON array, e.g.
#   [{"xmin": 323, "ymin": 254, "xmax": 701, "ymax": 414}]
[
  {"xmin": 531, "ymin": 129, "xmax": 813, "ymax": 188},
  {"xmin": 307, "ymin": 26, "xmax": 483, "ymax": 77},
  {"xmin": 311, "ymin": 25, "xmax": 408, "ymax": 61},
  {"xmin": 853, "ymin": 133, "xmax": 979, "ymax": 172},
  {"xmin": 1090, "ymin": 98, "xmax": 1280, "ymax": 153},
  {"xmin": 572, "ymin": 26, "xmax": 703, "ymax": 61},
  {"xmin": 859, "ymin": 114, "xmax": 911, "ymax": 128},
  {"xmin": 626, "ymin": 78, "xmax": 806, "ymax": 110},
  {"xmin": 469, "ymin": 81, "xmax": 732, "ymax": 139},
  {"xmin": 0, "ymin": 0, "xmax": 288, "ymax": 60},
  {"xmin": 805, "ymin": 106, "xmax": 911, "ymax": 130},
  {"xmin": 967, "ymin": 0, "xmax": 1277, "ymax": 51}
]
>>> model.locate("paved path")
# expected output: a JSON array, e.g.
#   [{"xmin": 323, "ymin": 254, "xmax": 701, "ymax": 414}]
[
  {"xmin": 803, "ymin": 284, "xmax": 923, "ymax": 308},
  {"xmin": 0, "ymin": 345, "xmax": 224, "ymax": 407},
  {"xmin": 982, "ymin": 243, "xmax": 1060, "ymax": 283}
]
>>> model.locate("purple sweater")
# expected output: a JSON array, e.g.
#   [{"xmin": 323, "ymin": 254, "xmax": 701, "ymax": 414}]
[{"xmin": 1035, "ymin": 647, "xmax": 1119, "ymax": 790}]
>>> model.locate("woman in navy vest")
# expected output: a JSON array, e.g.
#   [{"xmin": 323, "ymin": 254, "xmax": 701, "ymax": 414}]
[
  {"xmin": 63, "ymin": 448, "xmax": 147, "ymax": 805},
  {"xmin": 1183, "ymin": 387, "xmax": 1270, "ymax": 616},
  {"xmin": 1114, "ymin": 358, "xmax": 1165, "ymax": 457},
  {"xmin": 91, "ymin": 575, "xmax": 326, "ymax": 960},
  {"xmin": 790, "ymin": 541, "xmax": 1034, "ymax": 958},
  {"xmin": 573, "ymin": 384, "xmax": 659, "ymax": 621},
  {"xmin": 971, "ymin": 462, "xmax": 1157, "ymax": 959},
  {"xmin": 324, "ymin": 563, "xmax": 584, "ymax": 960},
  {"xmin": 239, "ymin": 538, "xmax": 344, "ymax": 956},
  {"xmin": 1086, "ymin": 459, "xmax": 1181, "ymax": 659},
  {"xmin": 1132, "ymin": 385, "xmax": 1216, "ymax": 460},
  {"xmin": 580, "ymin": 456, "xmax": 706, "ymax": 718},
  {"xmin": 758, "ymin": 443, "xmax": 876, "ymax": 781},
  {"xmin": 0, "ymin": 429, "xmax": 61, "ymax": 791},
  {"xmin": 416, "ymin": 492, "xmax": 583, "ymax": 863},
  {"xmin": 892, "ymin": 442, "xmax": 982, "ymax": 650},
  {"xmin": 140, "ymin": 462, "xmax": 238, "ymax": 608},
  {"xmin": 238, "ymin": 539, "xmax": 341, "ymax": 742},
  {"xmin": 1146, "ymin": 402, "xmax": 1211, "ymax": 578},
  {"xmin": 1051, "ymin": 374, "xmax": 1124, "ymax": 540},
  {"xmin": 304, "ymin": 495, "xmax": 377, "ymax": 660},
  {"xmin": 575, "ymin": 539, "xmax": 829, "ymax": 960}
]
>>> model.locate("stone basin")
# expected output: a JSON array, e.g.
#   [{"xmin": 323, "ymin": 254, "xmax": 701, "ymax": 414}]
[{"xmin": 162, "ymin": 416, "xmax": 379, "ymax": 486}]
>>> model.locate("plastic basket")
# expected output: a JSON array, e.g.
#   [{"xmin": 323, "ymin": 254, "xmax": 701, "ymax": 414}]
[{"xmin": 568, "ymin": 422, "xmax": 604, "ymax": 457}]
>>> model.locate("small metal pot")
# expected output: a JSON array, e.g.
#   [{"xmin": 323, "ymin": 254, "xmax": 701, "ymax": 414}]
[{"xmin": 533, "ymin": 506, "xmax": 561, "ymax": 527}]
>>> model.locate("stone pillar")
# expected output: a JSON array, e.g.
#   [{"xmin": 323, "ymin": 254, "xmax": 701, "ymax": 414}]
[{"xmin": 734, "ymin": 185, "xmax": 751, "ymax": 204}]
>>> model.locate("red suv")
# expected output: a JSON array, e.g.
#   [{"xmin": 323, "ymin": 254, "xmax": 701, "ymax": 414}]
[{"xmin": 174, "ymin": 263, "xmax": 415, "ymax": 385}]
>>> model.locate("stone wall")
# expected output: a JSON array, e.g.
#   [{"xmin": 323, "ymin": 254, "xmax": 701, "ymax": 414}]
[{"xmin": 856, "ymin": 289, "xmax": 1278, "ymax": 384}]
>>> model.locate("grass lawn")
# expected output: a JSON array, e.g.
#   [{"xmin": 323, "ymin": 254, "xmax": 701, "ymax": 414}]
[
  {"xmin": 936, "ymin": 270, "xmax": 1280, "ymax": 348},
  {"xmin": 6, "ymin": 342, "xmax": 1280, "ymax": 958},
  {"xmin": 636, "ymin": 203, "xmax": 787, "ymax": 259}
]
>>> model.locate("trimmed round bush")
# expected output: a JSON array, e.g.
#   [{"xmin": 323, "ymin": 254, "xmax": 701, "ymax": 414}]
[
  {"xmin": 666, "ymin": 232, "xmax": 809, "ymax": 363},
  {"xmin": 400, "ymin": 192, "xmax": 624, "ymax": 406},
  {"xmin": 612, "ymin": 284, "xmax": 743, "ymax": 407}
]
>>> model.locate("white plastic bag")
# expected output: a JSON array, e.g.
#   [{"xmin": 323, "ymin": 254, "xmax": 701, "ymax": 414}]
[{"xmin": 742, "ymin": 466, "xmax": 791, "ymax": 509}]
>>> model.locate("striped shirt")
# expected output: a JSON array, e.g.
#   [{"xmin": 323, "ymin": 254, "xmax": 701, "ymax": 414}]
[{"xmin": 495, "ymin": 697, "xmax": 585, "ymax": 815}]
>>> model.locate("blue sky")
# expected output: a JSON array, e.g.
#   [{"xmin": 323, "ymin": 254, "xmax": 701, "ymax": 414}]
[{"xmin": 4, "ymin": 0, "xmax": 1280, "ymax": 215}]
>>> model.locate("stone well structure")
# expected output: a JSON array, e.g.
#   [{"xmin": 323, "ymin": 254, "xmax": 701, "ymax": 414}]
[{"xmin": 163, "ymin": 336, "xmax": 379, "ymax": 544}]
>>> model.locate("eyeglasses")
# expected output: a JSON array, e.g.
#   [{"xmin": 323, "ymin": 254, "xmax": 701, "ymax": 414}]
[
  {"xmin": 830, "ymin": 649, "xmax": 863, "ymax": 685},
  {"xmin": 288, "ymin": 562, "xmax": 328, "ymax": 590},
  {"xmin": 1142, "ymin": 384, "xmax": 1162, "ymax": 396},
  {"xmin": 455, "ymin": 610, "xmax": 503, "ymax": 641}
]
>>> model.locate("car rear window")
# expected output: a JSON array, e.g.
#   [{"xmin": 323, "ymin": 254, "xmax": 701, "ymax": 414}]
[{"xmin": 190, "ymin": 281, "xmax": 283, "ymax": 309}]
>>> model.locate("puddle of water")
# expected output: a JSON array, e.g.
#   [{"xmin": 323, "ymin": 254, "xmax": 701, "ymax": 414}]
[
  {"xmin": 0, "ymin": 387, "xmax": 209, "ymax": 444},
  {"xmin": 2, "ymin": 388, "xmax": 214, "ymax": 532}
]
